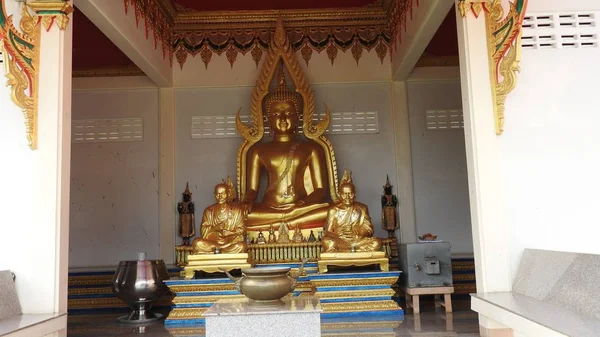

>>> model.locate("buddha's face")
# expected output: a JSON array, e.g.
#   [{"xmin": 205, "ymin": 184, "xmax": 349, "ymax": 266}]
[
  {"xmin": 339, "ymin": 184, "xmax": 356, "ymax": 207},
  {"xmin": 268, "ymin": 101, "xmax": 298, "ymax": 134},
  {"xmin": 214, "ymin": 185, "xmax": 228, "ymax": 205}
]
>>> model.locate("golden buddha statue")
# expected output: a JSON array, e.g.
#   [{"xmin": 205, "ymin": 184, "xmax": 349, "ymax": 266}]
[
  {"xmin": 236, "ymin": 17, "xmax": 340, "ymax": 237},
  {"xmin": 192, "ymin": 178, "xmax": 247, "ymax": 254},
  {"xmin": 239, "ymin": 64, "xmax": 330, "ymax": 231},
  {"xmin": 322, "ymin": 170, "xmax": 382, "ymax": 252}
]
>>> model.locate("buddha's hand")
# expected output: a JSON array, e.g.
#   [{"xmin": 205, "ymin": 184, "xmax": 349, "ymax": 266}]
[
  {"xmin": 272, "ymin": 200, "xmax": 305, "ymax": 211},
  {"xmin": 271, "ymin": 203, "xmax": 295, "ymax": 211}
]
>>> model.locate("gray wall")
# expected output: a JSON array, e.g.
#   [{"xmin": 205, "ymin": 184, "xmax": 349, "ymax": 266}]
[
  {"xmin": 407, "ymin": 81, "xmax": 473, "ymax": 254},
  {"xmin": 70, "ymin": 89, "xmax": 160, "ymax": 267},
  {"xmin": 175, "ymin": 82, "xmax": 397, "ymax": 242}
]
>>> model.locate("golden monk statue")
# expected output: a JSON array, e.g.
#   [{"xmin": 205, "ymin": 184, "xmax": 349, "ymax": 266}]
[
  {"xmin": 240, "ymin": 64, "xmax": 330, "ymax": 231},
  {"xmin": 322, "ymin": 170, "xmax": 382, "ymax": 252},
  {"xmin": 192, "ymin": 178, "xmax": 247, "ymax": 254}
]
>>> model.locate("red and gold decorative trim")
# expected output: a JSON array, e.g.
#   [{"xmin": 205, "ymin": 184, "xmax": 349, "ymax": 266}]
[
  {"xmin": 120, "ymin": 0, "xmax": 404, "ymax": 69},
  {"xmin": 1, "ymin": 2, "xmax": 40, "ymax": 150},
  {"xmin": 27, "ymin": 0, "xmax": 74, "ymax": 31},
  {"xmin": 0, "ymin": 0, "xmax": 73, "ymax": 149},
  {"xmin": 173, "ymin": 25, "xmax": 390, "ymax": 69},
  {"xmin": 388, "ymin": 0, "xmax": 419, "ymax": 52},
  {"xmin": 123, "ymin": 0, "xmax": 174, "ymax": 66},
  {"xmin": 458, "ymin": 0, "xmax": 528, "ymax": 135}
]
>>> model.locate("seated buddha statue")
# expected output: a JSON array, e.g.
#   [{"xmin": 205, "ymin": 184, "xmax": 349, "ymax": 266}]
[
  {"xmin": 322, "ymin": 170, "xmax": 382, "ymax": 252},
  {"xmin": 242, "ymin": 66, "xmax": 330, "ymax": 231},
  {"xmin": 192, "ymin": 178, "xmax": 247, "ymax": 254}
]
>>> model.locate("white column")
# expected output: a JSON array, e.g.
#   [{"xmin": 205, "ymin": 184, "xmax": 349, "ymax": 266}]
[
  {"xmin": 391, "ymin": 81, "xmax": 416, "ymax": 243},
  {"xmin": 159, "ymin": 88, "xmax": 176, "ymax": 264},
  {"xmin": 0, "ymin": 2, "xmax": 72, "ymax": 321},
  {"xmin": 454, "ymin": 1, "xmax": 512, "ymax": 331}
]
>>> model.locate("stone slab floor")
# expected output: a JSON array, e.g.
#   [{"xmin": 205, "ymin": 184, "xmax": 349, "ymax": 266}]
[{"xmin": 66, "ymin": 302, "xmax": 480, "ymax": 337}]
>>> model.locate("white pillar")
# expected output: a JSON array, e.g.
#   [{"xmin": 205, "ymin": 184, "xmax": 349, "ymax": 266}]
[
  {"xmin": 391, "ymin": 81, "xmax": 416, "ymax": 243},
  {"xmin": 159, "ymin": 88, "xmax": 176, "ymax": 263},
  {"xmin": 0, "ymin": 2, "xmax": 71, "ymax": 320},
  {"xmin": 454, "ymin": 1, "xmax": 512, "ymax": 331}
]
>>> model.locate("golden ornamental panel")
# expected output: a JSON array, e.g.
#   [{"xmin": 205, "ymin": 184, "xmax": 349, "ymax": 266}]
[
  {"xmin": 167, "ymin": 284, "xmax": 237, "ymax": 293},
  {"xmin": 458, "ymin": 0, "xmax": 529, "ymax": 135},
  {"xmin": 311, "ymin": 277, "xmax": 399, "ymax": 287},
  {"xmin": 320, "ymin": 299, "xmax": 400, "ymax": 312},
  {"xmin": 315, "ymin": 289, "xmax": 395, "ymax": 299},
  {"xmin": 0, "ymin": 0, "xmax": 73, "ymax": 150}
]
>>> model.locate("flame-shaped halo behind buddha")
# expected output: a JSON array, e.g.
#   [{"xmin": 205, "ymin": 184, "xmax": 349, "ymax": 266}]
[{"xmin": 236, "ymin": 17, "xmax": 339, "ymax": 202}]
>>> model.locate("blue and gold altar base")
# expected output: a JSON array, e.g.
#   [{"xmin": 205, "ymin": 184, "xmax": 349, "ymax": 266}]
[
  {"xmin": 164, "ymin": 262, "xmax": 316, "ymax": 326},
  {"xmin": 164, "ymin": 277, "xmax": 244, "ymax": 326},
  {"xmin": 67, "ymin": 267, "xmax": 181, "ymax": 314},
  {"xmin": 321, "ymin": 316, "xmax": 402, "ymax": 337},
  {"xmin": 310, "ymin": 271, "xmax": 403, "ymax": 319}
]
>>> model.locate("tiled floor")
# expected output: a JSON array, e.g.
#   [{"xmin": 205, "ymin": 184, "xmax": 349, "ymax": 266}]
[{"xmin": 67, "ymin": 306, "xmax": 481, "ymax": 336}]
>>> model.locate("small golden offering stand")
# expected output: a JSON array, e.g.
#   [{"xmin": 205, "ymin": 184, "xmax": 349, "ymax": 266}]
[
  {"xmin": 317, "ymin": 251, "xmax": 389, "ymax": 273},
  {"xmin": 183, "ymin": 254, "xmax": 251, "ymax": 279}
]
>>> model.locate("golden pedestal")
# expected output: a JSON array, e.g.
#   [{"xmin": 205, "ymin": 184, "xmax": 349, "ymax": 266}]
[
  {"xmin": 183, "ymin": 253, "xmax": 251, "ymax": 279},
  {"xmin": 317, "ymin": 251, "xmax": 389, "ymax": 273}
]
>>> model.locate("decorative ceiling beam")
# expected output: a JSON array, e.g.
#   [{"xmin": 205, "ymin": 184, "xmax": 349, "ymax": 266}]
[
  {"xmin": 77, "ymin": 0, "xmax": 173, "ymax": 86},
  {"xmin": 391, "ymin": 0, "xmax": 454, "ymax": 80}
]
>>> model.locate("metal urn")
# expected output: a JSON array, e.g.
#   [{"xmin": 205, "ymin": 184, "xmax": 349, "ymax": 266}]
[
  {"xmin": 222, "ymin": 260, "xmax": 306, "ymax": 303},
  {"xmin": 111, "ymin": 253, "xmax": 170, "ymax": 323}
]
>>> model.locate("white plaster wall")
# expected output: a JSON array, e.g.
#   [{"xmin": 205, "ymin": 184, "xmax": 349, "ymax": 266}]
[
  {"xmin": 69, "ymin": 89, "xmax": 159, "ymax": 267},
  {"xmin": 406, "ymin": 80, "xmax": 472, "ymax": 254},
  {"xmin": 504, "ymin": 5, "xmax": 600, "ymax": 279},
  {"xmin": 0, "ymin": 69, "xmax": 37, "ymax": 309},
  {"xmin": 175, "ymin": 82, "xmax": 397, "ymax": 242}
]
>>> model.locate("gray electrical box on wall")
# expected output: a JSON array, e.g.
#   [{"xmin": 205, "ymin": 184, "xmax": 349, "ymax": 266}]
[{"xmin": 399, "ymin": 242, "xmax": 453, "ymax": 288}]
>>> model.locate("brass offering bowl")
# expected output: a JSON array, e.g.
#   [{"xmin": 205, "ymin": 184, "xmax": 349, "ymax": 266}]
[
  {"xmin": 223, "ymin": 261, "xmax": 305, "ymax": 303},
  {"xmin": 111, "ymin": 259, "xmax": 170, "ymax": 323}
]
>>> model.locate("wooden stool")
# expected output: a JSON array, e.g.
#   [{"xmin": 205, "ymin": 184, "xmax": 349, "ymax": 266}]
[{"xmin": 402, "ymin": 286, "xmax": 454, "ymax": 314}]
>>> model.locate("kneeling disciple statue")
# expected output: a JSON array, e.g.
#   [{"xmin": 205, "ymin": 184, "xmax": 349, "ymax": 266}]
[
  {"xmin": 192, "ymin": 178, "xmax": 247, "ymax": 254},
  {"xmin": 322, "ymin": 170, "xmax": 382, "ymax": 252}
]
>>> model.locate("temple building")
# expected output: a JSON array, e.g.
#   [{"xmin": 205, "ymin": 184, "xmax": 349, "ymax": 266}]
[{"xmin": 1, "ymin": 0, "xmax": 600, "ymax": 336}]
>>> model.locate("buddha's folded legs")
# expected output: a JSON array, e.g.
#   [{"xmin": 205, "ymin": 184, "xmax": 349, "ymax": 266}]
[
  {"xmin": 192, "ymin": 238, "xmax": 216, "ymax": 254},
  {"xmin": 246, "ymin": 202, "xmax": 329, "ymax": 230},
  {"xmin": 220, "ymin": 241, "xmax": 246, "ymax": 254},
  {"xmin": 354, "ymin": 237, "xmax": 382, "ymax": 252},
  {"xmin": 321, "ymin": 235, "xmax": 352, "ymax": 252},
  {"xmin": 321, "ymin": 235, "xmax": 382, "ymax": 253}
]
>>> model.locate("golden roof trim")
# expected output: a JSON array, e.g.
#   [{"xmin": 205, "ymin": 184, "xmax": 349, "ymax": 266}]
[{"xmin": 174, "ymin": 8, "xmax": 387, "ymax": 29}]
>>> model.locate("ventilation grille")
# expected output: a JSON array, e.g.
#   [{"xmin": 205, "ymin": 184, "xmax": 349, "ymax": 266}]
[
  {"xmin": 191, "ymin": 111, "xmax": 379, "ymax": 139},
  {"xmin": 522, "ymin": 12, "xmax": 599, "ymax": 49},
  {"xmin": 425, "ymin": 109, "xmax": 464, "ymax": 130},
  {"xmin": 72, "ymin": 117, "xmax": 144, "ymax": 143}
]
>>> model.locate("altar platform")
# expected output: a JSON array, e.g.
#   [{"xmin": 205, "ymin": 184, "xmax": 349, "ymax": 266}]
[
  {"xmin": 203, "ymin": 296, "xmax": 322, "ymax": 337},
  {"xmin": 165, "ymin": 266, "xmax": 403, "ymax": 326},
  {"xmin": 164, "ymin": 262, "xmax": 315, "ymax": 326}
]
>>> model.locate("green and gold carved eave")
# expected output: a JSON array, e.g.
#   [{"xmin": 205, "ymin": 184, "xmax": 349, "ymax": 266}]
[
  {"xmin": 458, "ymin": 0, "xmax": 528, "ymax": 135},
  {"xmin": 0, "ymin": 0, "xmax": 73, "ymax": 150}
]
